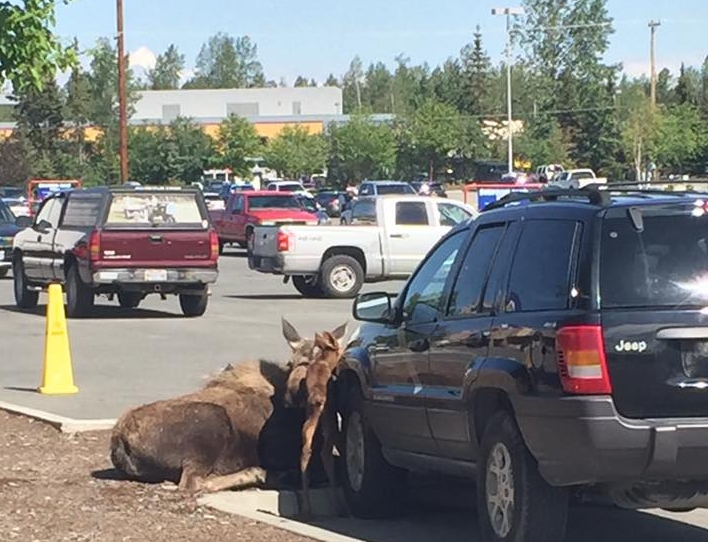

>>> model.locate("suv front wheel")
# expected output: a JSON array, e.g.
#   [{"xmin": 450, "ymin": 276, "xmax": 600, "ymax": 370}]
[
  {"xmin": 339, "ymin": 386, "xmax": 406, "ymax": 518},
  {"xmin": 477, "ymin": 411, "xmax": 569, "ymax": 542}
]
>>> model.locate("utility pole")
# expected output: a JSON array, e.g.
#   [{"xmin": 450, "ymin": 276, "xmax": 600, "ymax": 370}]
[
  {"xmin": 116, "ymin": 0, "xmax": 129, "ymax": 183},
  {"xmin": 649, "ymin": 20, "xmax": 661, "ymax": 107}
]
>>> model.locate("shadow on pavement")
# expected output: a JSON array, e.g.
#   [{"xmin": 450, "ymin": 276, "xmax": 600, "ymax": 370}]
[
  {"xmin": 219, "ymin": 250, "xmax": 247, "ymax": 258},
  {"xmin": 3, "ymin": 386, "xmax": 39, "ymax": 394},
  {"xmin": 0, "ymin": 304, "xmax": 180, "ymax": 319}
]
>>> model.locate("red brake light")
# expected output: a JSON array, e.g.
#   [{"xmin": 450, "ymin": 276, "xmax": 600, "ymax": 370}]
[
  {"xmin": 89, "ymin": 230, "xmax": 101, "ymax": 262},
  {"xmin": 556, "ymin": 325, "xmax": 612, "ymax": 395},
  {"xmin": 209, "ymin": 230, "xmax": 219, "ymax": 260},
  {"xmin": 277, "ymin": 230, "xmax": 290, "ymax": 252}
]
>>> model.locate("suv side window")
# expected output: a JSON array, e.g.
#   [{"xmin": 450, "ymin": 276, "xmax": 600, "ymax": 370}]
[
  {"xmin": 351, "ymin": 200, "xmax": 377, "ymax": 224},
  {"xmin": 395, "ymin": 201, "xmax": 429, "ymax": 226},
  {"xmin": 438, "ymin": 202, "xmax": 472, "ymax": 226},
  {"xmin": 401, "ymin": 230, "xmax": 466, "ymax": 324},
  {"xmin": 35, "ymin": 198, "xmax": 62, "ymax": 228},
  {"xmin": 446, "ymin": 225, "xmax": 505, "ymax": 317},
  {"xmin": 506, "ymin": 220, "xmax": 579, "ymax": 312}
]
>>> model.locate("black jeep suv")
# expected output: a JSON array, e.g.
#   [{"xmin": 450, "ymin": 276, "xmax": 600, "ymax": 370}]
[{"xmin": 335, "ymin": 187, "xmax": 708, "ymax": 542}]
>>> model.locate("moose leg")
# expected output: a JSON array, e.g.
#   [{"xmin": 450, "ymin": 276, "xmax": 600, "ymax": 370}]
[
  {"xmin": 321, "ymin": 401, "xmax": 348, "ymax": 516},
  {"xmin": 299, "ymin": 401, "xmax": 325, "ymax": 520},
  {"xmin": 200, "ymin": 466, "xmax": 268, "ymax": 493},
  {"xmin": 178, "ymin": 460, "xmax": 208, "ymax": 492}
]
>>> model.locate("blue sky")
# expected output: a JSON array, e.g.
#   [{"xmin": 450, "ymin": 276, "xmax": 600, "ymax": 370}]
[{"xmin": 54, "ymin": 0, "xmax": 708, "ymax": 84}]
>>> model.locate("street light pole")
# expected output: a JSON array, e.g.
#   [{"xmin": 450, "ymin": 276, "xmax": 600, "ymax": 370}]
[
  {"xmin": 492, "ymin": 7, "xmax": 524, "ymax": 176},
  {"xmin": 116, "ymin": 0, "xmax": 129, "ymax": 184}
]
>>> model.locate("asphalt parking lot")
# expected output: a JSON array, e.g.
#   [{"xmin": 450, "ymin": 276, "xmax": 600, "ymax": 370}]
[{"xmin": 0, "ymin": 248, "xmax": 405, "ymax": 420}]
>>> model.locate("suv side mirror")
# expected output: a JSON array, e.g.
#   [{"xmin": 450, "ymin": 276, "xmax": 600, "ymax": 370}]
[
  {"xmin": 15, "ymin": 215, "xmax": 32, "ymax": 228},
  {"xmin": 353, "ymin": 291, "xmax": 393, "ymax": 323}
]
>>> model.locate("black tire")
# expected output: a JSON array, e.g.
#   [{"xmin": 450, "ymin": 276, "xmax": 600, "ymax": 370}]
[
  {"xmin": 179, "ymin": 289, "xmax": 208, "ymax": 317},
  {"xmin": 339, "ymin": 386, "xmax": 406, "ymax": 519},
  {"xmin": 13, "ymin": 256, "xmax": 38, "ymax": 309},
  {"xmin": 292, "ymin": 275, "xmax": 323, "ymax": 298},
  {"xmin": 237, "ymin": 241, "xmax": 247, "ymax": 249},
  {"xmin": 65, "ymin": 264, "xmax": 94, "ymax": 318},
  {"xmin": 319, "ymin": 254, "xmax": 363, "ymax": 299},
  {"xmin": 477, "ymin": 411, "xmax": 569, "ymax": 542},
  {"xmin": 117, "ymin": 292, "xmax": 142, "ymax": 309},
  {"xmin": 0, "ymin": 268, "xmax": 9, "ymax": 278},
  {"xmin": 218, "ymin": 239, "xmax": 225, "ymax": 255}
]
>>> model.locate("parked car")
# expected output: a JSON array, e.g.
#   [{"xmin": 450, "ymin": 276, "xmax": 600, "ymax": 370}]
[
  {"xmin": 248, "ymin": 195, "xmax": 477, "ymax": 298},
  {"xmin": 265, "ymin": 180, "xmax": 312, "ymax": 197},
  {"xmin": 313, "ymin": 190, "xmax": 348, "ymax": 217},
  {"xmin": 0, "ymin": 199, "xmax": 29, "ymax": 278},
  {"xmin": 410, "ymin": 181, "xmax": 447, "ymax": 198},
  {"xmin": 294, "ymin": 194, "xmax": 330, "ymax": 225},
  {"xmin": 219, "ymin": 182, "xmax": 255, "ymax": 200},
  {"xmin": 535, "ymin": 163, "xmax": 565, "ymax": 183},
  {"xmin": 210, "ymin": 191, "xmax": 319, "ymax": 253},
  {"xmin": 203, "ymin": 191, "xmax": 225, "ymax": 211},
  {"xmin": 551, "ymin": 168, "xmax": 607, "ymax": 189},
  {"xmin": 335, "ymin": 186, "xmax": 708, "ymax": 541},
  {"xmin": 12, "ymin": 186, "xmax": 219, "ymax": 318},
  {"xmin": 358, "ymin": 180, "xmax": 416, "ymax": 197}
]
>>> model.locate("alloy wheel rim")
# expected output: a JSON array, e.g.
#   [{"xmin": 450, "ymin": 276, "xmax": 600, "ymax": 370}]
[
  {"xmin": 346, "ymin": 411, "xmax": 365, "ymax": 492},
  {"xmin": 486, "ymin": 442, "xmax": 515, "ymax": 538},
  {"xmin": 330, "ymin": 265, "xmax": 355, "ymax": 292}
]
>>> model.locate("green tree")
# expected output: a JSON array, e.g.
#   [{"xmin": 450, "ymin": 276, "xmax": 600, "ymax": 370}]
[
  {"xmin": 0, "ymin": 133, "xmax": 33, "ymax": 185},
  {"xmin": 428, "ymin": 59, "xmax": 464, "ymax": 111},
  {"xmin": 617, "ymin": 84, "xmax": 659, "ymax": 180},
  {"xmin": 656, "ymin": 104, "xmax": 707, "ymax": 173},
  {"xmin": 515, "ymin": 117, "xmax": 572, "ymax": 168},
  {"xmin": 185, "ymin": 33, "xmax": 264, "ymax": 89},
  {"xmin": 168, "ymin": 117, "xmax": 216, "ymax": 182},
  {"xmin": 63, "ymin": 55, "xmax": 93, "ymax": 174},
  {"xmin": 215, "ymin": 114, "xmax": 262, "ymax": 176},
  {"xmin": 397, "ymin": 99, "xmax": 463, "ymax": 180},
  {"xmin": 676, "ymin": 63, "xmax": 701, "ymax": 106},
  {"xmin": 11, "ymin": 76, "xmax": 64, "ymax": 156},
  {"xmin": 460, "ymin": 26, "xmax": 492, "ymax": 116},
  {"xmin": 148, "ymin": 44, "xmax": 185, "ymax": 90},
  {"xmin": 327, "ymin": 114, "xmax": 397, "ymax": 182},
  {"xmin": 364, "ymin": 62, "xmax": 394, "ymax": 113},
  {"xmin": 0, "ymin": 0, "xmax": 77, "ymax": 91},
  {"xmin": 265, "ymin": 125, "xmax": 327, "ymax": 178},
  {"xmin": 342, "ymin": 56, "xmax": 364, "ymax": 112}
]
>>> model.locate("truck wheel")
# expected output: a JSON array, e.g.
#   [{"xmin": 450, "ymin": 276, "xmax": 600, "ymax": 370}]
[
  {"xmin": 339, "ymin": 386, "xmax": 406, "ymax": 518},
  {"xmin": 0, "ymin": 268, "xmax": 8, "ymax": 278},
  {"xmin": 65, "ymin": 264, "xmax": 95, "ymax": 318},
  {"xmin": 218, "ymin": 239, "xmax": 225, "ymax": 255},
  {"xmin": 292, "ymin": 275, "xmax": 323, "ymax": 298},
  {"xmin": 477, "ymin": 411, "xmax": 569, "ymax": 542},
  {"xmin": 13, "ymin": 257, "xmax": 38, "ymax": 309},
  {"xmin": 179, "ymin": 289, "xmax": 208, "ymax": 317},
  {"xmin": 319, "ymin": 255, "xmax": 363, "ymax": 298},
  {"xmin": 117, "ymin": 292, "xmax": 142, "ymax": 309}
]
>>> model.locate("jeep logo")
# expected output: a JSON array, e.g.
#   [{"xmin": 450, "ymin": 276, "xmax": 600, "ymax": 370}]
[{"xmin": 614, "ymin": 340, "xmax": 648, "ymax": 353}]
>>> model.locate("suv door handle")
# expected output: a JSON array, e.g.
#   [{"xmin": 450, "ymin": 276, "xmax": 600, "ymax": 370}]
[{"xmin": 389, "ymin": 233, "xmax": 408, "ymax": 238}]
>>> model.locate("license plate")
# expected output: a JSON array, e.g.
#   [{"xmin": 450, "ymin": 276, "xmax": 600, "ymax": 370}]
[{"xmin": 144, "ymin": 269, "xmax": 167, "ymax": 281}]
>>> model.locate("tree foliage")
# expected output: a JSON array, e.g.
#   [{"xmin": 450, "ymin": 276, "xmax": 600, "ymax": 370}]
[
  {"xmin": 215, "ymin": 114, "xmax": 262, "ymax": 177},
  {"xmin": 264, "ymin": 125, "xmax": 326, "ymax": 178},
  {"xmin": 148, "ymin": 44, "xmax": 185, "ymax": 90},
  {"xmin": 185, "ymin": 33, "xmax": 264, "ymax": 89}
]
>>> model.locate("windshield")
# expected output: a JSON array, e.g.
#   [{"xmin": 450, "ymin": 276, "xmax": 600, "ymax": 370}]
[
  {"xmin": 0, "ymin": 187, "xmax": 24, "ymax": 199},
  {"xmin": 0, "ymin": 201, "xmax": 15, "ymax": 224},
  {"xmin": 601, "ymin": 206, "xmax": 708, "ymax": 308},
  {"xmin": 248, "ymin": 195, "xmax": 301, "ymax": 209},
  {"xmin": 277, "ymin": 183, "xmax": 304, "ymax": 192},
  {"xmin": 105, "ymin": 192, "xmax": 206, "ymax": 229}
]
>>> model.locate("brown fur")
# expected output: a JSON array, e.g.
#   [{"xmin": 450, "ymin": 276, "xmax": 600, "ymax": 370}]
[
  {"xmin": 298, "ymin": 331, "xmax": 347, "ymax": 519},
  {"xmin": 110, "ymin": 319, "xmax": 346, "ymax": 493}
]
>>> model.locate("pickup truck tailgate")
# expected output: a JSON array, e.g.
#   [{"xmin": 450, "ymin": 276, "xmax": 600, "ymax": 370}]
[{"xmin": 97, "ymin": 230, "xmax": 214, "ymax": 267}]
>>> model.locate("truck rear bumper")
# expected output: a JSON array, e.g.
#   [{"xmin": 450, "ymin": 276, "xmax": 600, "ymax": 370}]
[
  {"xmin": 514, "ymin": 395, "xmax": 708, "ymax": 487},
  {"xmin": 248, "ymin": 254, "xmax": 284, "ymax": 274},
  {"xmin": 92, "ymin": 267, "xmax": 218, "ymax": 284}
]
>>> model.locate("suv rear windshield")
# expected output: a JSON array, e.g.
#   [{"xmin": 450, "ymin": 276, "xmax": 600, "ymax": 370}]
[
  {"xmin": 377, "ymin": 184, "xmax": 415, "ymax": 195},
  {"xmin": 601, "ymin": 204, "xmax": 708, "ymax": 308},
  {"xmin": 105, "ymin": 191, "xmax": 206, "ymax": 229}
]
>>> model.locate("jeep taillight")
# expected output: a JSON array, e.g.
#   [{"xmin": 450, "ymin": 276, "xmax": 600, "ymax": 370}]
[
  {"xmin": 89, "ymin": 230, "xmax": 101, "ymax": 262},
  {"xmin": 556, "ymin": 325, "xmax": 612, "ymax": 395},
  {"xmin": 277, "ymin": 230, "xmax": 290, "ymax": 252},
  {"xmin": 209, "ymin": 230, "xmax": 219, "ymax": 260}
]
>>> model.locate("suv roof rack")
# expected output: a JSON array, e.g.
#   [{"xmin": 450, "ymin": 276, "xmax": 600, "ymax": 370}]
[{"xmin": 483, "ymin": 187, "xmax": 609, "ymax": 211}]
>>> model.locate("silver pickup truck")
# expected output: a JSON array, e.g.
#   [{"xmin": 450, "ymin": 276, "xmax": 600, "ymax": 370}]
[{"xmin": 248, "ymin": 195, "xmax": 476, "ymax": 298}]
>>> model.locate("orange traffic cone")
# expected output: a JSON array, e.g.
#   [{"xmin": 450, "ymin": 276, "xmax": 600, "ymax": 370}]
[{"xmin": 38, "ymin": 283, "xmax": 78, "ymax": 394}]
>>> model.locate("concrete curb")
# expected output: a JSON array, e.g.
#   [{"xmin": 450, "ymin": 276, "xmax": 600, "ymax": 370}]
[
  {"xmin": 0, "ymin": 401, "xmax": 116, "ymax": 433},
  {"xmin": 199, "ymin": 489, "xmax": 364, "ymax": 542}
]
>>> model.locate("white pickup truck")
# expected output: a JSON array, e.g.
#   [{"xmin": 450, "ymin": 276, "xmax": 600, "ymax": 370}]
[
  {"xmin": 551, "ymin": 168, "xmax": 607, "ymax": 189},
  {"xmin": 248, "ymin": 195, "xmax": 476, "ymax": 298}
]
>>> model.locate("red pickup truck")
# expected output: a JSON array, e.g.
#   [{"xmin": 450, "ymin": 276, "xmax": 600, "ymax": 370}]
[
  {"xmin": 12, "ymin": 186, "xmax": 219, "ymax": 318},
  {"xmin": 210, "ymin": 191, "xmax": 318, "ymax": 253}
]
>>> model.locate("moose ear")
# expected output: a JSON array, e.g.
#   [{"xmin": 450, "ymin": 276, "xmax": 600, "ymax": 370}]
[
  {"xmin": 330, "ymin": 322, "xmax": 348, "ymax": 347},
  {"xmin": 282, "ymin": 317, "xmax": 304, "ymax": 351},
  {"xmin": 317, "ymin": 331, "xmax": 340, "ymax": 351}
]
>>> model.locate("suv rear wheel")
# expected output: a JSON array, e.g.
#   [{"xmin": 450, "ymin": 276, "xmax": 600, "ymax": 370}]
[
  {"xmin": 179, "ymin": 288, "xmax": 208, "ymax": 317},
  {"xmin": 13, "ymin": 256, "xmax": 38, "ymax": 309},
  {"xmin": 65, "ymin": 264, "xmax": 94, "ymax": 318},
  {"xmin": 339, "ymin": 386, "xmax": 406, "ymax": 518},
  {"xmin": 477, "ymin": 411, "xmax": 569, "ymax": 542}
]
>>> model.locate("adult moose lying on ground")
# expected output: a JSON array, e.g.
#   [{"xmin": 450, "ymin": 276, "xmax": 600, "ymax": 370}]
[{"xmin": 109, "ymin": 318, "xmax": 347, "ymax": 493}]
